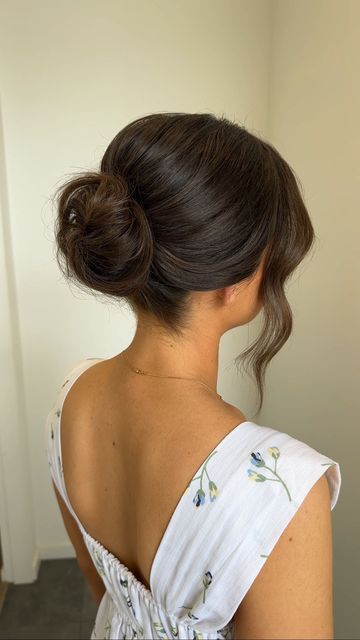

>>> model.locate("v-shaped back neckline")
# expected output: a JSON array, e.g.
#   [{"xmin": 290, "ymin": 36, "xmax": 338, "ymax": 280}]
[{"xmin": 56, "ymin": 357, "xmax": 255, "ymax": 603}]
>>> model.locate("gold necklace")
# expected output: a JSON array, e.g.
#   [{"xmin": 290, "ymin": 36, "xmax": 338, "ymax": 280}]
[{"xmin": 120, "ymin": 351, "xmax": 222, "ymax": 401}]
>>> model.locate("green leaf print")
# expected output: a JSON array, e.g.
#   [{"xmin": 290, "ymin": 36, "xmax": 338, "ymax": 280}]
[
  {"xmin": 92, "ymin": 548, "xmax": 105, "ymax": 576},
  {"xmin": 177, "ymin": 569, "xmax": 213, "ymax": 626},
  {"xmin": 177, "ymin": 605, "xmax": 199, "ymax": 621},
  {"xmin": 216, "ymin": 619, "xmax": 235, "ymax": 640},
  {"xmin": 247, "ymin": 446, "xmax": 292, "ymax": 502},
  {"xmin": 153, "ymin": 621, "xmax": 171, "ymax": 639},
  {"xmin": 202, "ymin": 570, "xmax": 212, "ymax": 603},
  {"xmin": 119, "ymin": 576, "xmax": 137, "ymax": 620},
  {"xmin": 184, "ymin": 451, "xmax": 219, "ymax": 507},
  {"xmin": 152, "ymin": 619, "xmax": 180, "ymax": 639}
]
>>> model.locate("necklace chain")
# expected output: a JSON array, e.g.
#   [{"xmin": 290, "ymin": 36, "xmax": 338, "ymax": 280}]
[{"xmin": 120, "ymin": 351, "xmax": 222, "ymax": 401}]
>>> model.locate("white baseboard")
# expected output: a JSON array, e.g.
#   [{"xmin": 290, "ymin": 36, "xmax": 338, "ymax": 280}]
[
  {"xmin": 3, "ymin": 544, "xmax": 76, "ymax": 585},
  {"xmin": 32, "ymin": 546, "xmax": 41, "ymax": 580}
]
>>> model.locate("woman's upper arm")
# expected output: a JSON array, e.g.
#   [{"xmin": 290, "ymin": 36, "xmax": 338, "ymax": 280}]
[
  {"xmin": 52, "ymin": 480, "xmax": 94, "ymax": 571},
  {"xmin": 234, "ymin": 473, "xmax": 334, "ymax": 640}
]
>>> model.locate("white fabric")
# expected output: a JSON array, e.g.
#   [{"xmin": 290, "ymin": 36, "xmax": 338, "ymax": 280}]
[{"xmin": 45, "ymin": 358, "xmax": 342, "ymax": 640}]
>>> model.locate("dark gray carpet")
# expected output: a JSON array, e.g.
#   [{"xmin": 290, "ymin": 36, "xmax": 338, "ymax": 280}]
[{"xmin": 0, "ymin": 559, "xmax": 98, "ymax": 639}]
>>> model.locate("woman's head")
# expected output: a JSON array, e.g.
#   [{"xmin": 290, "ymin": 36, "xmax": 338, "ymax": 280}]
[{"xmin": 54, "ymin": 112, "xmax": 315, "ymax": 414}]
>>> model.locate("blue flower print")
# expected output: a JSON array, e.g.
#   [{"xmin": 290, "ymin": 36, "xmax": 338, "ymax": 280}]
[
  {"xmin": 177, "ymin": 570, "xmax": 214, "ymax": 630},
  {"xmin": 193, "ymin": 488, "xmax": 206, "ymax": 507},
  {"xmin": 247, "ymin": 446, "xmax": 292, "ymax": 502},
  {"xmin": 185, "ymin": 451, "xmax": 219, "ymax": 507},
  {"xmin": 119, "ymin": 576, "xmax": 137, "ymax": 621}
]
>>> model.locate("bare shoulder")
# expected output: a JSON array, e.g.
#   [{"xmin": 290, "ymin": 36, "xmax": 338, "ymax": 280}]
[
  {"xmin": 63, "ymin": 358, "xmax": 110, "ymax": 402},
  {"xmin": 234, "ymin": 473, "xmax": 334, "ymax": 639}
]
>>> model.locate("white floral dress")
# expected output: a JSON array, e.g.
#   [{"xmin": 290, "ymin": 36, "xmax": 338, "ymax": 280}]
[{"xmin": 45, "ymin": 358, "xmax": 342, "ymax": 640}]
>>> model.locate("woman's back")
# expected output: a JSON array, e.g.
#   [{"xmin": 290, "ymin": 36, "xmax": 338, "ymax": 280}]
[
  {"xmin": 46, "ymin": 356, "xmax": 341, "ymax": 639},
  {"xmin": 58, "ymin": 354, "xmax": 248, "ymax": 593}
]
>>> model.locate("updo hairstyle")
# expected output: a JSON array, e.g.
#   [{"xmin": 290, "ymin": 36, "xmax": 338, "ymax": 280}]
[{"xmin": 54, "ymin": 112, "xmax": 315, "ymax": 414}]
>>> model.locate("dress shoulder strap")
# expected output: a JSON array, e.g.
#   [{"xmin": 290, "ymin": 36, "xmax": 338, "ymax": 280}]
[
  {"xmin": 148, "ymin": 421, "xmax": 341, "ymax": 635},
  {"xmin": 44, "ymin": 357, "xmax": 104, "ymax": 529},
  {"xmin": 199, "ymin": 422, "xmax": 342, "ymax": 632}
]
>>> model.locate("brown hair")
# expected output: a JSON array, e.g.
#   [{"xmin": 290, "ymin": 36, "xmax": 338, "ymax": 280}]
[{"xmin": 53, "ymin": 112, "xmax": 315, "ymax": 415}]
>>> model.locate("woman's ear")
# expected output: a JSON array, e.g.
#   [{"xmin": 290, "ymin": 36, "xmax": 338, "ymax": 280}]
[{"xmin": 221, "ymin": 284, "xmax": 239, "ymax": 305}]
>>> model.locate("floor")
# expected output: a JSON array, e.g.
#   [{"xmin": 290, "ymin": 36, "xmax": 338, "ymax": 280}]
[
  {"xmin": 0, "ymin": 559, "xmax": 98, "ymax": 639},
  {"xmin": 0, "ymin": 581, "xmax": 8, "ymax": 615}
]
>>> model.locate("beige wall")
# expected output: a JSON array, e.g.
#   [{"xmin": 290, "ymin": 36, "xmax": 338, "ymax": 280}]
[
  {"xmin": 0, "ymin": 0, "xmax": 271, "ymax": 568},
  {"xmin": 0, "ymin": 0, "xmax": 357, "ymax": 636},
  {"xmin": 255, "ymin": 1, "xmax": 359, "ymax": 637}
]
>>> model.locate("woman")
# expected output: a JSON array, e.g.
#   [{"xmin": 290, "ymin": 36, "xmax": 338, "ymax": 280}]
[{"xmin": 45, "ymin": 112, "xmax": 341, "ymax": 639}]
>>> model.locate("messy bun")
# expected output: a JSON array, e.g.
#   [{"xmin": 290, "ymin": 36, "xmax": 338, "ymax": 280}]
[
  {"xmin": 53, "ymin": 112, "xmax": 315, "ymax": 415},
  {"xmin": 54, "ymin": 171, "xmax": 153, "ymax": 297}
]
